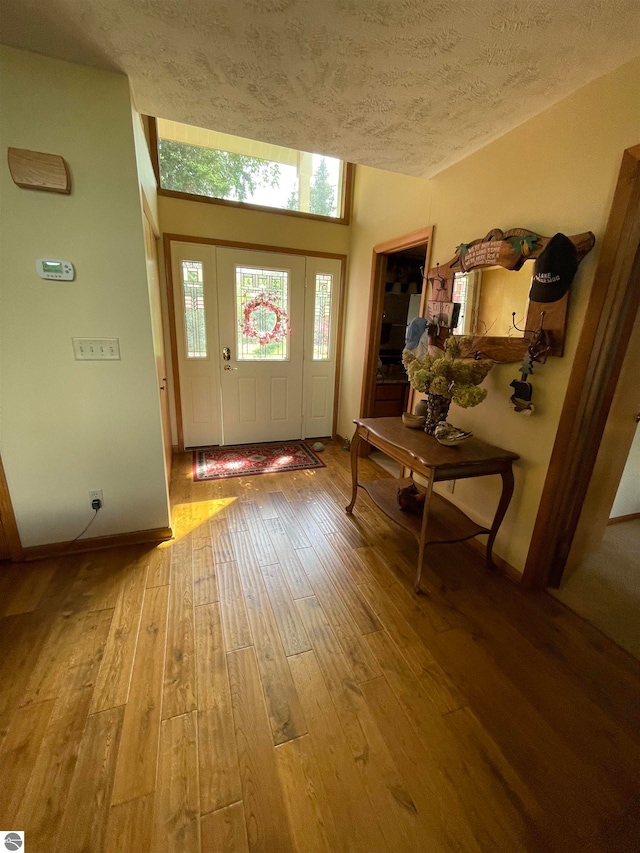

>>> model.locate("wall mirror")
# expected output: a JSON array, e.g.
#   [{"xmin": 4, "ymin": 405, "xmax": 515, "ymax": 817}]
[
  {"xmin": 453, "ymin": 262, "xmax": 534, "ymax": 339},
  {"xmin": 427, "ymin": 227, "xmax": 596, "ymax": 362}
]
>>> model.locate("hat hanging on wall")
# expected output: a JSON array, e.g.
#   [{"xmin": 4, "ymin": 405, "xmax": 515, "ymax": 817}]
[{"xmin": 529, "ymin": 233, "xmax": 578, "ymax": 303}]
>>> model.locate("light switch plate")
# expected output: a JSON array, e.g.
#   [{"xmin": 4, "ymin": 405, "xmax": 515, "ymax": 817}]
[{"xmin": 73, "ymin": 337, "xmax": 121, "ymax": 360}]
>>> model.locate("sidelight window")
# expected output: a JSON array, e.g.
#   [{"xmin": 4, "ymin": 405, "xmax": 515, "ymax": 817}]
[{"xmin": 181, "ymin": 260, "xmax": 207, "ymax": 358}]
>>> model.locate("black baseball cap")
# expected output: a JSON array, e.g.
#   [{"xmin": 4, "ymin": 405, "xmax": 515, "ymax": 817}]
[{"xmin": 529, "ymin": 233, "xmax": 578, "ymax": 303}]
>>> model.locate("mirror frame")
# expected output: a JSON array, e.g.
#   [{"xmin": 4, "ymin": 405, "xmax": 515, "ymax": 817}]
[{"xmin": 426, "ymin": 228, "xmax": 596, "ymax": 362}]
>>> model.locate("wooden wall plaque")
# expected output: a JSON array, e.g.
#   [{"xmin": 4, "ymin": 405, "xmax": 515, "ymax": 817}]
[{"xmin": 8, "ymin": 147, "xmax": 71, "ymax": 194}]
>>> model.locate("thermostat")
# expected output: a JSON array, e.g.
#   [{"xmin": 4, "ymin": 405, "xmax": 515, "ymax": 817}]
[{"xmin": 36, "ymin": 258, "xmax": 75, "ymax": 280}]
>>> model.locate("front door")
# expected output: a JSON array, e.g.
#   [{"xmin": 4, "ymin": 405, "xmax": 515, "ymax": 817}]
[
  {"xmin": 216, "ymin": 248, "xmax": 306, "ymax": 445},
  {"xmin": 171, "ymin": 242, "xmax": 342, "ymax": 447}
]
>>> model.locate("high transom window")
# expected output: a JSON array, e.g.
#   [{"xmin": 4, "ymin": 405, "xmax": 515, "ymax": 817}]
[{"xmin": 154, "ymin": 118, "xmax": 351, "ymax": 222}]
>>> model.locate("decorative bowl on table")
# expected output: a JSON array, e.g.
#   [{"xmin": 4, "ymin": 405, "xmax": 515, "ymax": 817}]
[
  {"xmin": 434, "ymin": 421, "xmax": 472, "ymax": 446},
  {"xmin": 402, "ymin": 412, "xmax": 426, "ymax": 429}
]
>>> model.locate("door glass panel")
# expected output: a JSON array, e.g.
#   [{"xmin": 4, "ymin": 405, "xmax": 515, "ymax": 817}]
[
  {"xmin": 236, "ymin": 266, "xmax": 289, "ymax": 360},
  {"xmin": 181, "ymin": 260, "xmax": 207, "ymax": 358},
  {"xmin": 313, "ymin": 273, "xmax": 333, "ymax": 360}
]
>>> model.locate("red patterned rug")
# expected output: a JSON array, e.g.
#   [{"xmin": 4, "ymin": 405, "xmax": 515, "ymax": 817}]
[{"xmin": 193, "ymin": 441, "xmax": 326, "ymax": 481}]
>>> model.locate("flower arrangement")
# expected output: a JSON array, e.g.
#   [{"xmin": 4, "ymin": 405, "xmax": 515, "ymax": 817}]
[
  {"xmin": 242, "ymin": 293, "xmax": 289, "ymax": 346},
  {"xmin": 403, "ymin": 335, "xmax": 494, "ymax": 408}
]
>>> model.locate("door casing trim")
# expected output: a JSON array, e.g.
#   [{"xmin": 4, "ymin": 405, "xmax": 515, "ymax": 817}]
[
  {"xmin": 163, "ymin": 233, "xmax": 347, "ymax": 451},
  {"xmin": 359, "ymin": 226, "xmax": 434, "ymax": 422},
  {"xmin": 523, "ymin": 144, "xmax": 640, "ymax": 588},
  {"xmin": 0, "ymin": 454, "xmax": 24, "ymax": 562}
]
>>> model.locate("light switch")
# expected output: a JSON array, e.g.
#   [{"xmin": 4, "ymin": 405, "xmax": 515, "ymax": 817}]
[{"xmin": 72, "ymin": 337, "xmax": 121, "ymax": 360}]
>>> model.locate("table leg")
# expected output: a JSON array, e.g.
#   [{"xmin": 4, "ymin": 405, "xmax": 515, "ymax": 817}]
[
  {"xmin": 414, "ymin": 477, "xmax": 434, "ymax": 593},
  {"xmin": 345, "ymin": 430, "xmax": 362, "ymax": 513},
  {"xmin": 486, "ymin": 464, "xmax": 515, "ymax": 570}
]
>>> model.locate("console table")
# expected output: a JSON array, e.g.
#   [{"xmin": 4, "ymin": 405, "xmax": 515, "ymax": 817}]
[{"xmin": 346, "ymin": 417, "xmax": 519, "ymax": 592}]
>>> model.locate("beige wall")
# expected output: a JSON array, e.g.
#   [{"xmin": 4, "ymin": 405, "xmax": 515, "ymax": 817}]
[
  {"xmin": 0, "ymin": 47, "xmax": 170, "ymax": 547},
  {"xmin": 158, "ymin": 195, "xmax": 350, "ymax": 255},
  {"xmin": 341, "ymin": 56, "xmax": 640, "ymax": 573},
  {"xmin": 340, "ymin": 168, "xmax": 434, "ymax": 439}
]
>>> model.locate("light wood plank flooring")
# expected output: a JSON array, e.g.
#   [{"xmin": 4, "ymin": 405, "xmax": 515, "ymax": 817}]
[{"xmin": 1, "ymin": 444, "xmax": 639, "ymax": 852}]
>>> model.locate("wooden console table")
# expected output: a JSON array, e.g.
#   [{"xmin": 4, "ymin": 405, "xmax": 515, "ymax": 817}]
[{"xmin": 346, "ymin": 417, "xmax": 519, "ymax": 592}]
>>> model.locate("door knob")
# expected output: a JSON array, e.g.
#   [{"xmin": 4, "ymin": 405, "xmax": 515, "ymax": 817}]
[
  {"xmin": 224, "ymin": 365, "xmax": 238, "ymax": 371},
  {"xmin": 222, "ymin": 347, "xmax": 231, "ymax": 361}
]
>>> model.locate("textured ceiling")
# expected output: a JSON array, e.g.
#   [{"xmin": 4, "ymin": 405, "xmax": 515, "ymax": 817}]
[{"xmin": 3, "ymin": 0, "xmax": 640, "ymax": 177}]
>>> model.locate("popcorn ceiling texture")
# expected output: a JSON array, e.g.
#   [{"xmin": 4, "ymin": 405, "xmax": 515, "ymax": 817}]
[{"xmin": 2, "ymin": 0, "xmax": 640, "ymax": 177}]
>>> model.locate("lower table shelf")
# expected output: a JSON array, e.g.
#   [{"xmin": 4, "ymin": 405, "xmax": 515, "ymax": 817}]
[
  {"xmin": 361, "ymin": 477, "xmax": 490, "ymax": 546},
  {"xmin": 349, "ymin": 419, "xmax": 518, "ymax": 591}
]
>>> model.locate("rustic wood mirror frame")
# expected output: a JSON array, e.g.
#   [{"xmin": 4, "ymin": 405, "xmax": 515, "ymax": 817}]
[{"xmin": 426, "ymin": 228, "xmax": 595, "ymax": 362}]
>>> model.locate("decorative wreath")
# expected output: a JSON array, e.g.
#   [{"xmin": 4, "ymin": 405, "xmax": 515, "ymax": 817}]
[{"xmin": 242, "ymin": 293, "xmax": 289, "ymax": 346}]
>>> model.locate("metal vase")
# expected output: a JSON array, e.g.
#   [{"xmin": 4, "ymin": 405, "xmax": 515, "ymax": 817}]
[{"xmin": 424, "ymin": 394, "xmax": 451, "ymax": 435}]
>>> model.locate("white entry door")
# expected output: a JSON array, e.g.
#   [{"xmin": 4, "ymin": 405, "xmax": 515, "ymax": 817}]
[
  {"xmin": 216, "ymin": 247, "xmax": 306, "ymax": 444},
  {"xmin": 171, "ymin": 242, "xmax": 341, "ymax": 447}
]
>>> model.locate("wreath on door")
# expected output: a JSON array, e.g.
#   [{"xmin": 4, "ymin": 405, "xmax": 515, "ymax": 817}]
[{"xmin": 242, "ymin": 293, "xmax": 289, "ymax": 346}]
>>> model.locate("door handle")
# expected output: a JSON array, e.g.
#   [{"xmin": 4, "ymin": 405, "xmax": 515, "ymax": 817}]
[
  {"xmin": 224, "ymin": 365, "xmax": 238, "ymax": 371},
  {"xmin": 222, "ymin": 347, "xmax": 231, "ymax": 361}
]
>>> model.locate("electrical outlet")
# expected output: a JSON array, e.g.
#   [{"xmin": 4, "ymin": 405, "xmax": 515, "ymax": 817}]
[
  {"xmin": 446, "ymin": 480, "xmax": 455, "ymax": 494},
  {"xmin": 89, "ymin": 489, "xmax": 103, "ymax": 508}
]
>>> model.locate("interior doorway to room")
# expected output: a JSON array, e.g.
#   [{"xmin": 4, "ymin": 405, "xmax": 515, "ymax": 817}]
[
  {"xmin": 523, "ymin": 144, "xmax": 640, "ymax": 657},
  {"xmin": 359, "ymin": 227, "xmax": 433, "ymax": 469},
  {"xmin": 168, "ymin": 240, "xmax": 343, "ymax": 449},
  {"xmin": 549, "ymin": 307, "xmax": 640, "ymax": 657}
]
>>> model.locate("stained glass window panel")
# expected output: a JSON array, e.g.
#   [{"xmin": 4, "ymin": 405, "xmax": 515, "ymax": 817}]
[
  {"xmin": 181, "ymin": 260, "xmax": 207, "ymax": 358},
  {"xmin": 236, "ymin": 267, "xmax": 289, "ymax": 360},
  {"xmin": 313, "ymin": 273, "xmax": 332, "ymax": 360}
]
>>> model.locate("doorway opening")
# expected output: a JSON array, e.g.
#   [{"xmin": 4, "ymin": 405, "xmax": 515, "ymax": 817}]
[
  {"xmin": 523, "ymin": 143, "xmax": 640, "ymax": 656},
  {"xmin": 359, "ymin": 227, "xmax": 433, "ymax": 471},
  {"xmin": 549, "ymin": 305, "xmax": 640, "ymax": 658}
]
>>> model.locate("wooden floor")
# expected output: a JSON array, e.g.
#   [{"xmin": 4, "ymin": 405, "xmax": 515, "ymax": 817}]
[{"xmin": 1, "ymin": 444, "xmax": 639, "ymax": 852}]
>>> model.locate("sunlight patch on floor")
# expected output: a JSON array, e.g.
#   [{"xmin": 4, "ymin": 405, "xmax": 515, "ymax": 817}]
[{"xmin": 171, "ymin": 497, "xmax": 237, "ymax": 540}]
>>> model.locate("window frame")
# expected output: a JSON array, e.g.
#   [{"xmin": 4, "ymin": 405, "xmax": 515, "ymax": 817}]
[{"xmin": 148, "ymin": 117, "xmax": 354, "ymax": 225}]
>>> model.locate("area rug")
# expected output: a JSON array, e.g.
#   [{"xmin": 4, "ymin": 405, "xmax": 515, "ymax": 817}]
[{"xmin": 193, "ymin": 441, "xmax": 325, "ymax": 481}]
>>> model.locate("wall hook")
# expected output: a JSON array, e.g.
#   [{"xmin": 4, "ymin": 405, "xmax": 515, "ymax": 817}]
[
  {"xmin": 511, "ymin": 310, "xmax": 546, "ymax": 336},
  {"xmin": 427, "ymin": 263, "xmax": 449, "ymax": 303},
  {"xmin": 512, "ymin": 310, "xmax": 551, "ymax": 365},
  {"xmin": 427, "ymin": 263, "xmax": 447, "ymax": 290}
]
